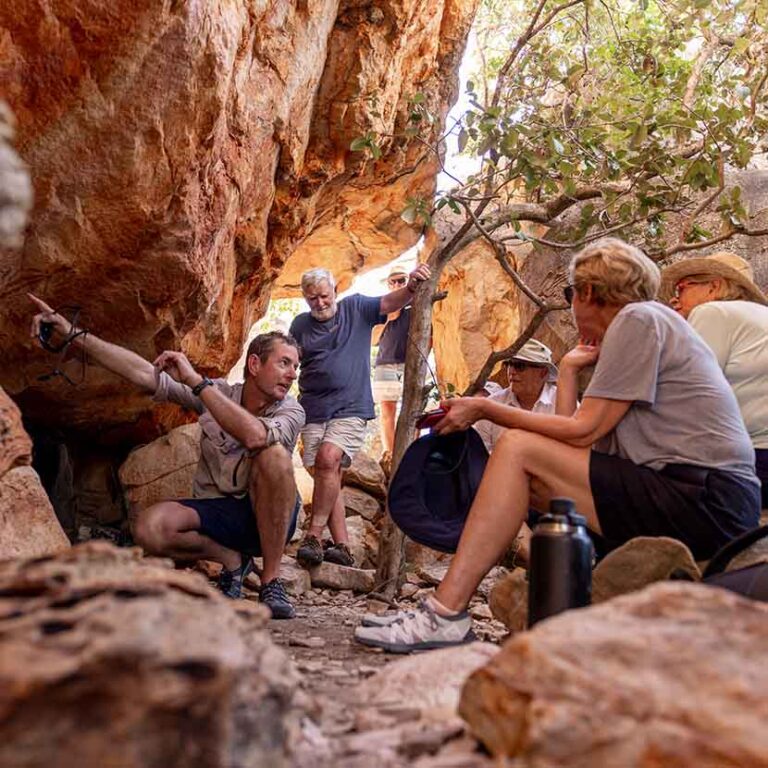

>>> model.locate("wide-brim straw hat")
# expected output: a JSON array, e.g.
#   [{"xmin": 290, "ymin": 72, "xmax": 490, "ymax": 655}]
[
  {"xmin": 659, "ymin": 251, "xmax": 767, "ymax": 305},
  {"xmin": 506, "ymin": 338, "xmax": 558, "ymax": 382}
]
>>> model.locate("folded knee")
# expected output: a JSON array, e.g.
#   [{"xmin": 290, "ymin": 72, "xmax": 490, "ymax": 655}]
[{"xmin": 250, "ymin": 444, "xmax": 293, "ymax": 479}]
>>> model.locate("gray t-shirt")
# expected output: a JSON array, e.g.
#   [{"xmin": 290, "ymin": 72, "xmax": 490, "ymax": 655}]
[{"xmin": 586, "ymin": 302, "xmax": 757, "ymax": 482}]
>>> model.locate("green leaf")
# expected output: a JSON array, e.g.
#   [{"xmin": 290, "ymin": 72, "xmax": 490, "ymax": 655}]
[
  {"xmin": 458, "ymin": 128, "xmax": 469, "ymax": 153},
  {"xmin": 349, "ymin": 137, "xmax": 369, "ymax": 152}
]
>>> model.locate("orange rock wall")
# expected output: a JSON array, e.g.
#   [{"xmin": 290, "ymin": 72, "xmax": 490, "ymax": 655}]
[{"xmin": 0, "ymin": 0, "xmax": 479, "ymax": 436}]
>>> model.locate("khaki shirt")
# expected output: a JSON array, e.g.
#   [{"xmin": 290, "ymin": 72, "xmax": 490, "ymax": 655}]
[{"xmin": 153, "ymin": 372, "xmax": 305, "ymax": 498}]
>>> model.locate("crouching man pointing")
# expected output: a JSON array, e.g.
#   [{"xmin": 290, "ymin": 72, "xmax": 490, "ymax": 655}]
[{"xmin": 29, "ymin": 294, "xmax": 305, "ymax": 618}]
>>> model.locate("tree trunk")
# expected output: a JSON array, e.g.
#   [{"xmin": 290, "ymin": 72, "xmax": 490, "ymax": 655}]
[{"xmin": 374, "ymin": 270, "xmax": 439, "ymax": 599}]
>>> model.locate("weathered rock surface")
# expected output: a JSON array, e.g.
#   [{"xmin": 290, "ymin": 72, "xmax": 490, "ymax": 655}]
[
  {"xmin": 461, "ymin": 582, "xmax": 768, "ymax": 767},
  {"xmin": 488, "ymin": 567, "xmax": 528, "ymax": 633},
  {"xmin": 356, "ymin": 643, "xmax": 498, "ymax": 722},
  {"xmin": 0, "ymin": 386, "xmax": 69, "ymax": 560},
  {"xmin": 342, "ymin": 485, "xmax": 382, "ymax": 522},
  {"xmin": 346, "ymin": 515, "xmax": 379, "ymax": 569},
  {"xmin": 342, "ymin": 451, "xmax": 387, "ymax": 499},
  {"xmin": 0, "ymin": 542, "xmax": 300, "ymax": 767},
  {"xmin": 0, "ymin": 465, "xmax": 70, "ymax": 560},
  {"xmin": 119, "ymin": 423, "xmax": 201, "ymax": 510},
  {"xmin": 1, "ymin": 1, "xmax": 479, "ymax": 438},
  {"xmin": 0, "ymin": 101, "xmax": 33, "ymax": 250}
]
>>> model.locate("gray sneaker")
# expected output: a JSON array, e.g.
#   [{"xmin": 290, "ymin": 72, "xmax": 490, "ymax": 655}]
[
  {"xmin": 360, "ymin": 610, "xmax": 416, "ymax": 627},
  {"xmin": 354, "ymin": 599, "xmax": 475, "ymax": 654}
]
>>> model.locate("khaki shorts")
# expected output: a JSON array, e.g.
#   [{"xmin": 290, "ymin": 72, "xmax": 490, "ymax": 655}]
[
  {"xmin": 301, "ymin": 417, "xmax": 367, "ymax": 469},
  {"xmin": 372, "ymin": 363, "xmax": 404, "ymax": 403}
]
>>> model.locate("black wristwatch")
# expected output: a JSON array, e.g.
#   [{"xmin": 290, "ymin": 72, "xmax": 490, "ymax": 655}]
[{"xmin": 191, "ymin": 376, "xmax": 214, "ymax": 396}]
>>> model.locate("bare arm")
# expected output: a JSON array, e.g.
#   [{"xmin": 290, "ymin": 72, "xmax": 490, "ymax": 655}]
[
  {"xmin": 436, "ymin": 394, "xmax": 631, "ymax": 448},
  {"xmin": 379, "ymin": 263, "xmax": 431, "ymax": 315},
  {"xmin": 153, "ymin": 351, "xmax": 269, "ymax": 452},
  {"xmin": 554, "ymin": 344, "xmax": 599, "ymax": 416},
  {"xmin": 29, "ymin": 293, "xmax": 156, "ymax": 391}
]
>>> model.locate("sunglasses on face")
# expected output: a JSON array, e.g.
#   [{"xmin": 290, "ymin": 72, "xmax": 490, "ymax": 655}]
[
  {"xmin": 504, "ymin": 360, "xmax": 542, "ymax": 371},
  {"xmin": 389, "ymin": 276, "xmax": 407, "ymax": 287},
  {"xmin": 563, "ymin": 284, "xmax": 575, "ymax": 306},
  {"xmin": 673, "ymin": 279, "xmax": 709, "ymax": 300}
]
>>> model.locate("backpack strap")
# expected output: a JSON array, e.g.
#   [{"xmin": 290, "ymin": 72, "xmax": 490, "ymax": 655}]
[{"xmin": 703, "ymin": 525, "xmax": 768, "ymax": 578}]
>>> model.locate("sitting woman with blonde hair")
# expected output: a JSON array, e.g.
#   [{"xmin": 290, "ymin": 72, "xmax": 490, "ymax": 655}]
[
  {"xmin": 355, "ymin": 237, "xmax": 761, "ymax": 654},
  {"xmin": 661, "ymin": 251, "xmax": 768, "ymax": 507}
]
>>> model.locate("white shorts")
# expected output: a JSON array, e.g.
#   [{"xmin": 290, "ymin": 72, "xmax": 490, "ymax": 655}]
[
  {"xmin": 372, "ymin": 363, "xmax": 404, "ymax": 403},
  {"xmin": 301, "ymin": 417, "xmax": 367, "ymax": 469}
]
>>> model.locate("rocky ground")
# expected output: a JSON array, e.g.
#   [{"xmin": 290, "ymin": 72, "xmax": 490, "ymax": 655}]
[{"xmin": 240, "ymin": 567, "xmax": 508, "ymax": 767}]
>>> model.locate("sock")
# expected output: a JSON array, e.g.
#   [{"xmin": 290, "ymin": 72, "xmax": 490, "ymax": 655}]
[{"xmin": 427, "ymin": 593, "xmax": 461, "ymax": 618}]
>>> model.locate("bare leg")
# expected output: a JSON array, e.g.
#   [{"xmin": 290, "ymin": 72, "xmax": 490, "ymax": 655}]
[
  {"xmin": 380, "ymin": 400, "xmax": 397, "ymax": 455},
  {"xmin": 250, "ymin": 444, "xmax": 297, "ymax": 584},
  {"xmin": 327, "ymin": 489, "xmax": 349, "ymax": 544},
  {"xmin": 133, "ymin": 502, "xmax": 240, "ymax": 570},
  {"xmin": 307, "ymin": 442, "xmax": 344, "ymax": 540},
  {"xmin": 435, "ymin": 430, "xmax": 599, "ymax": 613}
]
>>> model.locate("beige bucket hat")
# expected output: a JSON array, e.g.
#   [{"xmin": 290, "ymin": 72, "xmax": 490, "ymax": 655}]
[
  {"xmin": 505, "ymin": 339, "xmax": 558, "ymax": 382},
  {"xmin": 659, "ymin": 251, "xmax": 767, "ymax": 305}
]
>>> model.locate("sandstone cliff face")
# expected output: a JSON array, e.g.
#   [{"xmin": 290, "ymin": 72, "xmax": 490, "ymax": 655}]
[{"xmin": 0, "ymin": 0, "xmax": 478, "ymax": 436}]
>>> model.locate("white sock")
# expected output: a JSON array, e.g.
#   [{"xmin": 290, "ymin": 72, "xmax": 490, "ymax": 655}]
[{"xmin": 427, "ymin": 593, "xmax": 460, "ymax": 618}]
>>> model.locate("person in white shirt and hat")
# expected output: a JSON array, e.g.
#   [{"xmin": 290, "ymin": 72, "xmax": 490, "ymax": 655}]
[
  {"xmin": 661, "ymin": 251, "xmax": 768, "ymax": 506},
  {"xmin": 474, "ymin": 339, "xmax": 560, "ymax": 453}
]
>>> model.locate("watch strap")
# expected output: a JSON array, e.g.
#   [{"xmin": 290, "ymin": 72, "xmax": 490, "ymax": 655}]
[{"xmin": 191, "ymin": 376, "xmax": 214, "ymax": 396}]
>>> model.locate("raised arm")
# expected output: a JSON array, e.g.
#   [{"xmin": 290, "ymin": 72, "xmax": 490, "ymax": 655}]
[
  {"xmin": 379, "ymin": 263, "xmax": 431, "ymax": 315},
  {"xmin": 29, "ymin": 293, "xmax": 156, "ymax": 392},
  {"xmin": 153, "ymin": 351, "xmax": 271, "ymax": 452},
  {"xmin": 555, "ymin": 343, "xmax": 600, "ymax": 416}
]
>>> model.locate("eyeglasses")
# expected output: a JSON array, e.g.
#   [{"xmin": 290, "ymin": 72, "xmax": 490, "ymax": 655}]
[
  {"xmin": 563, "ymin": 284, "xmax": 575, "ymax": 306},
  {"xmin": 504, "ymin": 360, "xmax": 542, "ymax": 371},
  {"xmin": 673, "ymin": 279, "xmax": 710, "ymax": 300},
  {"xmin": 388, "ymin": 276, "xmax": 407, "ymax": 287}
]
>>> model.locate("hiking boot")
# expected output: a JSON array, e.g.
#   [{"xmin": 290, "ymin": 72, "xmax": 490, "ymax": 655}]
[
  {"xmin": 296, "ymin": 534, "xmax": 324, "ymax": 568},
  {"xmin": 218, "ymin": 555, "xmax": 254, "ymax": 600},
  {"xmin": 259, "ymin": 578, "xmax": 296, "ymax": 620},
  {"xmin": 323, "ymin": 540, "xmax": 355, "ymax": 567},
  {"xmin": 354, "ymin": 598, "xmax": 475, "ymax": 654}
]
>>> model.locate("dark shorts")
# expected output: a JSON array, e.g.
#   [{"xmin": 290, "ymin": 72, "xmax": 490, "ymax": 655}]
[
  {"xmin": 755, "ymin": 449, "xmax": 768, "ymax": 508},
  {"xmin": 180, "ymin": 494, "xmax": 301, "ymax": 556},
  {"xmin": 589, "ymin": 452, "xmax": 761, "ymax": 561}
]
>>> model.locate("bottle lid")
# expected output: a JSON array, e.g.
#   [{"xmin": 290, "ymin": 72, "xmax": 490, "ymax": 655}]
[{"xmin": 537, "ymin": 498, "xmax": 587, "ymax": 529}]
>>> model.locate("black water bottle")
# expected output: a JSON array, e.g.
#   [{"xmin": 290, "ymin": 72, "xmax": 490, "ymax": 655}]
[{"xmin": 528, "ymin": 497, "xmax": 594, "ymax": 627}]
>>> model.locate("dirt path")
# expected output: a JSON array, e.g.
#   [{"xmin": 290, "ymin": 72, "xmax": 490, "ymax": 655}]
[{"xmin": 254, "ymin": 578, "xmax": 507, "ymax": 767}]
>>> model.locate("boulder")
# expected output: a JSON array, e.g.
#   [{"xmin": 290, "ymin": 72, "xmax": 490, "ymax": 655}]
[
  {"xmin": 0, "ymin": 388, "xmax": 69, "ymax": 560},
  {"xmin": 0, "ymin": 465, "xmax": 70, "ymax": 561},
  {"xmin": 488, "ymin": 567, "xmax": 527, "ymax": 633},
  {"xmin": 119, "ymin": 424, "xmax": 201, "ymax": 510},
  {"xmin": 592, "ymin": 536, "xmax": 701, "ymax": 603},
  {"xmin": 308, "ymin": 561, "xmax": 376, "ymax": 593},
  {"xmin": 346, "ymin": 515, "xmax": 379, "ymax": 569},
  {"xmin": 0, "ymin": 542, "xmax": 300, "ymax": 767},
  {"xmin": 342, "ymin": 451, "xmax": 387, "ymax": 499},
  {"xmin": 460, "ymin": 582, "xmax": 768, "ymax": 767},
  {"xmin": 0, "ymin": 385, "xmax": 32, "ymax": 477},
  {"xmin": 343, "ymin": 485, "xmax": 382, "ymax": 522}
]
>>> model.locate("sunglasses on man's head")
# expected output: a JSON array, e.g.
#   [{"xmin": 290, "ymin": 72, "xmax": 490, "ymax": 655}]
[{"xmin": 389, "ymin": 276, "xmax": 407, "ymax": 287}]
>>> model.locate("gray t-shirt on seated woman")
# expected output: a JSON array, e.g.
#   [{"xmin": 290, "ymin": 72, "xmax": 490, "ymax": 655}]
[{"xmin": 586, "ymin": 301, "xmax": 757, "ymax": 484}]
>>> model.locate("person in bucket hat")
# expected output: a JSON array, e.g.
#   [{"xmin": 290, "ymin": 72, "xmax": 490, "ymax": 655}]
[
  {"xmin": 474, "ymin": 339, "xmax": 560, "ymax": 453},
  {"xmin": 661, "ymin": 252, "xmax": 768, "ymax": 505}
]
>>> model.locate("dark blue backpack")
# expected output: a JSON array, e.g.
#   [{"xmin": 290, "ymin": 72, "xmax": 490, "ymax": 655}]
[{"xmin": 387, "ymin": 430, "xmax": 489, "ymax": 553}]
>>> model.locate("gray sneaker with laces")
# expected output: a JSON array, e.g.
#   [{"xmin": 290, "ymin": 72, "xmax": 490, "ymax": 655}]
[{"xmin": 354, "ymin": 599, "xmax": 475, "ymax": 653}]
